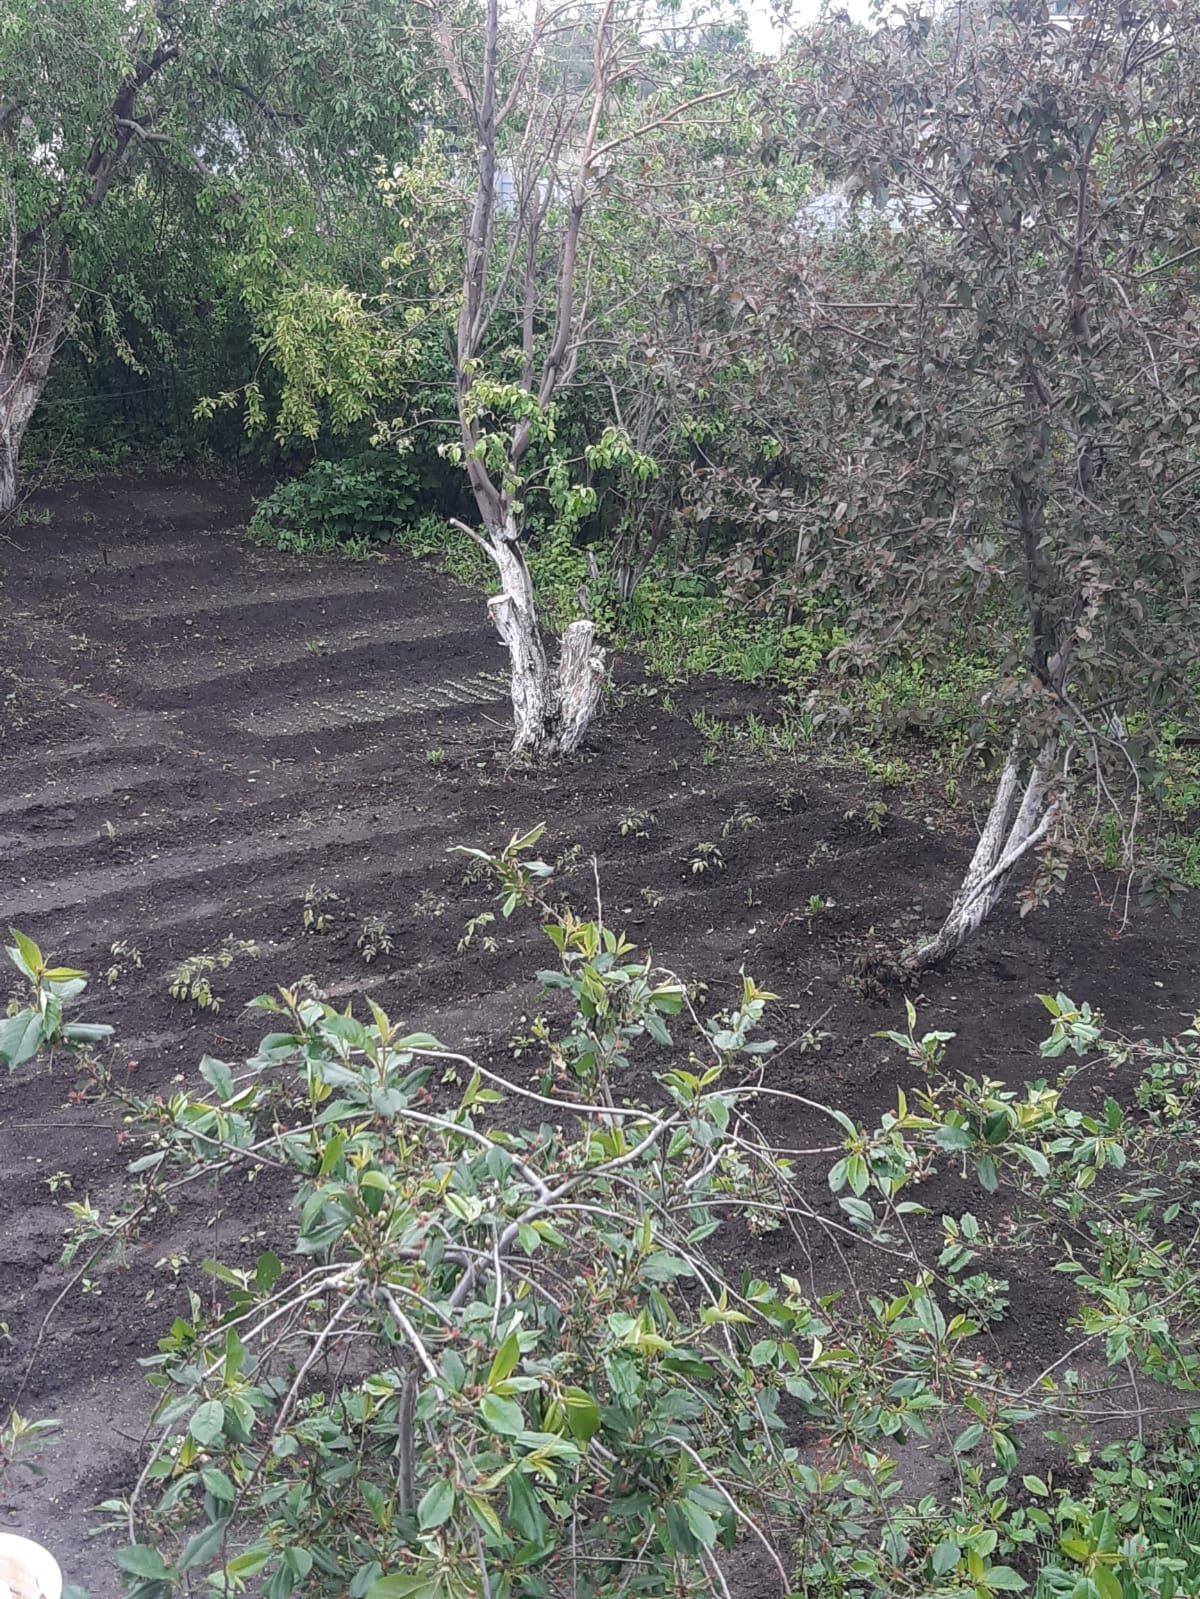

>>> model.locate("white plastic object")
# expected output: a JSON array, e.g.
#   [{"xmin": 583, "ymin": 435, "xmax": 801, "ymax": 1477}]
[{"xmin": 0, "ymin": 1534, "xmax": 63, "ymax": 1599}]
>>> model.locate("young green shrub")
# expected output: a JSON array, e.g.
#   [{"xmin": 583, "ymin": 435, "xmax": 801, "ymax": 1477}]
[
  {"xmin": 113, "ymin": 860, "xmax": 793, "ymax": 1599},
  {"xmin": 0, "ymin": 929, "xmax": 113, "ymax": 1069}
]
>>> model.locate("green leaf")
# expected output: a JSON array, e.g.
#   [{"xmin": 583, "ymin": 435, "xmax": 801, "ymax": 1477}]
[
  {"xmin": 480, "ymin": 1393, "xmax": 524, "ymax": 1436},
  {"xmin": 984, "ymin": 1567, "xmax": 1026, "ymax": 1592},
  {"xmin": 367, "ymin": 1579, "xmax": 439, "ymax": 1599},
  {"xmin": 1093, "ymin": 1570, "xmax": 1122, "ymax": 1599},
  {"xmin": 507, "ymin": 1469, "xmax": 549, "ymax": 1545},
  {"xmin": 680, "ymin": 1498, "xmax": 718, "ymax": 1549},
  {"xmin": 975, "ymin": 1153, "xmax": 999, "ymax": 1193},
  {"xmin": 116, "ymin": 1546, "xmax": 171, "ymax": 1581},
  {"xmin": 561, "ymin": 1387, "xmax": 601, "ymax": 1442},
  {"xmin": 8, "ymin": 928, "xmax": 43, "ymax": 980},
  {"xmin": 487, "ymin": 1331, "xmax": 521, "ymax": 1390},
  {"xmin": 180, "ymin": 1519, "xmax": 226, "ymax": 1570},
  {"xmin": 255, "ymin": 1251, "xmax": 284, "ymax": 1291},
  {"xmin": 0, "ymin": 1010, "xmax": 45, "ymax": 1069},
  {"xmin": 1022, "ymin": 1474, "xmax": 1049, "ymax": 1498},
  {"xmin": 201, "ymin": 1466, "xmax": 237, "ymax": 1502},
  {"xmin": 200, "ymin": 1055, "xmax": 235, "ymax": 1101},
  {"xmin": 932, "ymin": 1538, "xmax": 961, "ymax": 1576},
  {"xmin": 189, "ymin": 1399, "xmax": 226, "ymax": 1447},
  {"xmin": 417, "ymin": 1478, "xmax": 456, "ymax": 1531}
]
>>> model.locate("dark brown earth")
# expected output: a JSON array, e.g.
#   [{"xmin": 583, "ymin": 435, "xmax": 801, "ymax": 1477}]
[{"xmin": 1, "ymin": 474, "xmax": 1198, "ymax": 1597}]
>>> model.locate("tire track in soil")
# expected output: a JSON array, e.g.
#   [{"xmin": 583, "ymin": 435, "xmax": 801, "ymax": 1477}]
[{"xmin": 2, "ymin": 473, "xmax": 1198, "ymax": 1594}]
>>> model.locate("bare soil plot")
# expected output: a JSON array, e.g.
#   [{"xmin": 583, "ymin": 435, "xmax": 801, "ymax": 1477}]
[{"xmin": 1, "ymin": 474, "xmax": 1197, "ymax": 1594}]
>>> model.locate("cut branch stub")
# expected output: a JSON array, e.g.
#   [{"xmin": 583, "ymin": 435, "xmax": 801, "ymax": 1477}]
[{"xmin": 554, "ymin": 619, "xmax": 606, "ymax": 755}]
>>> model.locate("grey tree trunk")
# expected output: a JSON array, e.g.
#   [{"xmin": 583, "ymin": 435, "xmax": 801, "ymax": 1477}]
[
  {"xmin": 0, "ymin": 304, "xmax": 66, "ymax": 515},
  {"xmin": 487, "ymin": 522, "xmax": 606, "ymax": 756},
  {"xmin": 910, "ymin": 742, "xmax": 1055, "ymax": 970},
  {"xmin": 0, "ymin": 374, "xmax": 48, "ymax": 515}
]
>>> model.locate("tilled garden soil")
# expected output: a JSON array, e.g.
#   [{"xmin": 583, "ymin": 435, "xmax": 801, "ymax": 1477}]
[{"xmin": 1, "ymin": 474, "xmax": 1197, "ymax": 1595}]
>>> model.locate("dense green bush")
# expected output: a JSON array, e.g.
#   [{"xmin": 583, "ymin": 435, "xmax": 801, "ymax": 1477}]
[{"xmin": 247, "ymin": 456, "xmax": 423, "ymax": 558}]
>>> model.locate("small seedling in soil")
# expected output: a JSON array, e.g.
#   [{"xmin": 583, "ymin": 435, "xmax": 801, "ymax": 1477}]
[
  {"xmin": 356, "ymin": 914, "xmax": 393, "ymax": 964},
  {"xmin": 640, "ymin": 886, "xmax": 665, "ymax": 909},
  {"xmin": 949, "ymin": 1269, "xmax": 1010, "ymax": 1325},
  {"xmin": 45, "ymin": 1170, "xmax": 72, "ymax": 1195},
  {"xmin": 302, "ymin": 885, "xmax": 338, "ymax": 934},
  {"xmin": 414, "ymin": 888, "xmax": 447, "ymax": 920},
  {"xmin": 797, "ymin": 1023, "xmax": 832, "ymax": 1054},
  {"xmin": 426, "ymin": 748, "xmax": 446, "ymax": 766},
  {"xmin": 722, "ymin": 805, "xmax": 761, "ymax": 837},
  {"xmin": 168, "ymin": 937, "xmax": 259, "ymax": 1011},
  {"xmin": 554, "ymin": 842, "xmax": 585, "ymax": 876},
  {"xmin": 460, "ymin": 855, "xmax": 491, "ymax": 889},
  {"xmin": 510, "ymin": 1014, "xmax": 550, "ymax": 1059},
  {"xmin": 619, "ymin": 808, "xmax": 657, "ymax": 841},
  {"xmin": 11, "ymin": 503, "xmax": 51, "ymax": 527},
  {"xmin": 804, "ymin": 894, "xmax": 834, "ymax": 925},
  {"xmin": 864, "ymin": 798, "xmax": 889, "ymax": 835},
  {"xmin": 844, "ymin": 801, "xmax": 890, "ymax": 837},
  {"xmin": 458, "ymin": 911, "xmax": 498, "ymax": 953},
  {"xmin": 0, "ymin": 1412, "xmax": 59, "ymax": 1488},
  {"xmin": 691, "ymin": 709, "xmax": 725, "ymax": 745},
  {"xmin": 153, "ymin": 1251, "xmax": 190, "ymax": 1282},
  {"xmin": 690, "ymin": 842, "xmax": 724, "ymax": 875},
  {"xmin": 104, "ymin": 939, "xmax": 143, "ymax": 989}
]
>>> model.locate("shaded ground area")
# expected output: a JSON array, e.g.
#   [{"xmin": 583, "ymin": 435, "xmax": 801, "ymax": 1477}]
[{"xmin": 1, "ymin": 474, "xmax": 1197, "ymax": 1594}]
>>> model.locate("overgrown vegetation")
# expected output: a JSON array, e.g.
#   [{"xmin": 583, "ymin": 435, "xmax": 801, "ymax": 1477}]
[{"xmin": 9, "ymin": 836, "xmax": 1194, "ymax": 1599}]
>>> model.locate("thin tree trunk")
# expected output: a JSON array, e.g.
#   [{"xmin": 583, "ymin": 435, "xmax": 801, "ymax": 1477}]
[{"xmin": 910, "ymin": 742, "xmax": 1055, "ymax": 971}]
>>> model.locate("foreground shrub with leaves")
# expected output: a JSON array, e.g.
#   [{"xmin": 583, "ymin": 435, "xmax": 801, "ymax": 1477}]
[{"xmin": 99, "ymin": 835, "xmax": 1200, "ymax": 1599}]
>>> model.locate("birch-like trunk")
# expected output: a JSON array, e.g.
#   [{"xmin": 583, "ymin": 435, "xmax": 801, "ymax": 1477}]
[
  {"xmin": 0, "ymin": 285, "xmax": 68, "ymax": 516},
  {"xmin": 0, "ymin": 369, "xmax": 50, "ymax": 515},
  {"xmin": 487, "ymin": 522, "xmax": 605, "ymax": 756},
  {"xmin": 910, "ymin": 742, "xmax": 1055, "ymax": 970}
]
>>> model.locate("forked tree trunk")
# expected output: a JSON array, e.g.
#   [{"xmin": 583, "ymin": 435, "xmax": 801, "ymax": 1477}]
[
  {"xmin": 910, "ymin": 741, "xmax": 1055, "ymax": 971},
  {"xmin": 487, "ymin": 526, "xmax": 605, "ymax": 756}
]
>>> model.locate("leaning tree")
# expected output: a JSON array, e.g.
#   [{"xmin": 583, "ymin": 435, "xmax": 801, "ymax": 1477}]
[
  {"xmin": 0, "ymin": 0, "xmax": 418, "ymax": 513},
  {"xmin": 773, "ymin": 0, "xmax": 1200, "ymax": 966}
]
